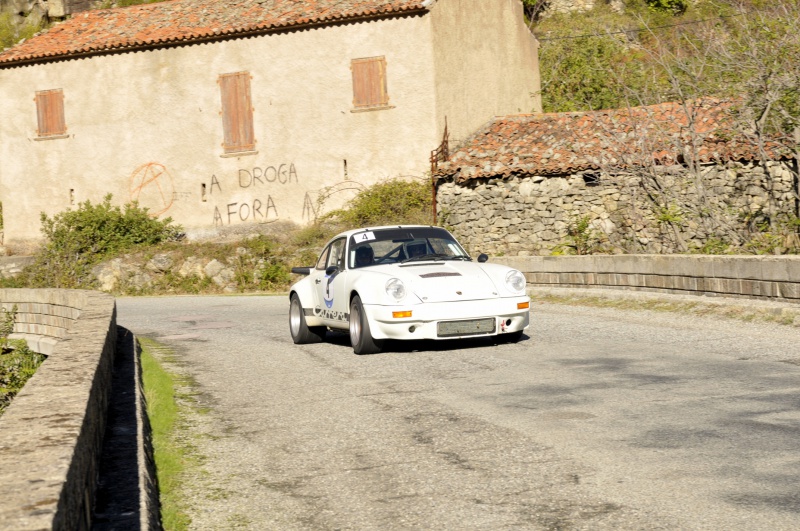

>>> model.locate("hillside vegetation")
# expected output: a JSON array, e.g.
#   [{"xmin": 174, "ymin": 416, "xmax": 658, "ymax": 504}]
[
  {"xmin": 535, "ymin": 0, "xmax": 799, "ymax": 131},
  {"xmin": 0, "ymin": 179, "xmax": 433, "ymax": 294}
]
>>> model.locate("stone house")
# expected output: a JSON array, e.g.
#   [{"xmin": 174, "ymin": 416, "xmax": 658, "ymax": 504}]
[
  {"xmin": 0, "ymin": 0, "xmax": 541, "ymax": 252},
  {"xmin": 435, "ymin": 99, "xmax": 800, "ymax": 256}
]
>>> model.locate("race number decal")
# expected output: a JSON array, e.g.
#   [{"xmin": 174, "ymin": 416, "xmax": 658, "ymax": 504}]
[{"xmin": 356, "ymin": 231, "xmax": 376, "ymax": 242}]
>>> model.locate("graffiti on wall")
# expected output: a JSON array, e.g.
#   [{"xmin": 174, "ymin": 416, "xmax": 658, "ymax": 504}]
[
  {"xmin": 238, "ymin": 164, "xmax": 299, "ymax": 187},
  {"xmin": 302, "ymin": 193, "xmax": 316, "ymax": 220},
  {"xmin": 129, "ymin": 162, "xmax": 175, "ymax": 216},
  {"xmin": 125, "ymin": 162, "xmax": 369, "ymax": 228},
  {"xmin": 302, "ymin": 180, "xmax": 366, "ymax": 221},
  {"xmin": 212, "ymin": 197, "xmax": 279, "ymax": 226},
  {"xmin": 208, "ymin": 163, "xmax": 299, "ymax": 226}
]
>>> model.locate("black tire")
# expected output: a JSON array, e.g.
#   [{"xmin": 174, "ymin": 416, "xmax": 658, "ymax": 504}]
[
  {"xmin": 349, "ymin": 295, "xmax": 384, "ymax": 355},
  {"xmin": 289, "ymin": 293, "xmax": 326, "ymax": 344}
]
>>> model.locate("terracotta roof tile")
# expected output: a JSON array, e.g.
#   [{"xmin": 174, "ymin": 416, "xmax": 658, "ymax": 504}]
[
  {"xmin": 437, "ymin": 99, "xmax": 794, "ymax": 183},
  {"xmin": 0, "ymin": 0, "xmax": 428, "ymax": 66}
]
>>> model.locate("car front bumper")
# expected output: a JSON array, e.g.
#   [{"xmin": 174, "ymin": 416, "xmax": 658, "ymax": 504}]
[{"xmin": 364, "ymin": 296, "xmax": 530, "ymax": 340}]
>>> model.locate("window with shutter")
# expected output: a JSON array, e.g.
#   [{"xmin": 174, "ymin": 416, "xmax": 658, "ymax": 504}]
[
  {"xmin": 351, "ymin": 56, "xmax": 391, "ymax": 111},
  {"xmin": 35, "ymin": 89, "xmax": 67, "ymax": 138},
  {"xmin": 219, "ymin": 72, "xmax": 256, "ymax": 154}
]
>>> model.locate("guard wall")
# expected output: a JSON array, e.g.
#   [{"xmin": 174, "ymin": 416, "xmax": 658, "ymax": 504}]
[
  {"xmin": 0, "ymin": 289, "xmax": 117, "ymax": 531},
  {"xmin": 493, "ymin": 255, "xmax": 800, "ymax": 303}
]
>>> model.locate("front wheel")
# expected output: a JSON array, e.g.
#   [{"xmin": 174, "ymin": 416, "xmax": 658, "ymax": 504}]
[
  {"xmin": 289, "ymin": 293, "xmax": 326, "ymax": 344},
  {"xmin": 349, "ymin": 295, "xmax": 384, "ymax": 355}
]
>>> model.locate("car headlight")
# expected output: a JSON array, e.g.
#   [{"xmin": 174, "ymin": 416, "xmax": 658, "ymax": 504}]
[
  {"xmin": 505, "ymin": 270, "xmax": 526, "ymax": 293},
  {"xmin": 385, "ymin": 278, "xmax": 406, "ymax": 301}
]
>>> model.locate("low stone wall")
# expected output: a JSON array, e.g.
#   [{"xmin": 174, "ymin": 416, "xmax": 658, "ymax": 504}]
[
  {"xmin": 0, "ymin": 289, "xmax": 117, "ymax": 531},
  {"xmin": 438, "ymin": 160, "xmax": 799, "ymax": 256},
  {"xmin": 541, "ymin": 0, "xmax": 624, "ymax": 15},
  {"xmin": 493, "ymin": 255, "xmax": 800, "ymax": 303}
]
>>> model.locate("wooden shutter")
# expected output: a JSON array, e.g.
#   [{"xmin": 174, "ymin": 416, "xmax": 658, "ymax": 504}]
[
  {"xmin": 219, "ymin": 72, "xmax": 255, "ymax": 153},
  {"xmin": 351, "ymin": 56, "xmax": 389, "ymax": 109},
  {"xmin": 35, "ymin": 89, "xmax": 66, "ymax": 137}
]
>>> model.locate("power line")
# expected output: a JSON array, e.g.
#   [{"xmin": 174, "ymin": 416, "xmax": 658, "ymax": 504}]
[{"xmin": 535, "ymin": 11, "xmax": 748, "ymax": 42}]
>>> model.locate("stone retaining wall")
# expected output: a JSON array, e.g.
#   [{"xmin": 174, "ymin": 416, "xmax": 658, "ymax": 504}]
[
  {"xmin": 437, "ymin": 160, "xmax": 799, "ymax": 256},
  {"xmin": 0, "ymin": 289, "xmax": 117, "ymax": 531},
  {"xmin": 492, "ymin": 255, "xmax": 800, "ymax": 303},
  {"xmin": 0, "ymin": 255, "xmax": 34, "ymax": 279}
]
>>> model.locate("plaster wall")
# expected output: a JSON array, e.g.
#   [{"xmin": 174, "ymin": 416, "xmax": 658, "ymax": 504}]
[
  {"xmin": 0, "ymin": 15, "xmax": 441, "ymax": 250},
  {"xmin": 429, "ymin": 0, "xmax": 541, "ymax": 146}
]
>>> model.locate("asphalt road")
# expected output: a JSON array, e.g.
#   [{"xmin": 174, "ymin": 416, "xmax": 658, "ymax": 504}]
[{"xmin": 116, "ymin": 295, "xmax": 800, "ymax": 530}]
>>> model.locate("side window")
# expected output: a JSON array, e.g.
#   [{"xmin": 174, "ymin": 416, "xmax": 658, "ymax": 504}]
[
  {"xmin": 327, "ymin": 239, "xmax": 346, "ymax": 270},
  {"xmin": 218, "ymin": 71, "xmax": 255, "ymax": 154},
  {"xmin": 351, "ymin": 56, "xmax": 391, "ymax": 111},
  {"xmin": 35, "ymin": 89, "xmax": 67, "ymax": 138},
  {"xmin": 315, "ymin": 247, "xmax": 330, "ymax": 270}
]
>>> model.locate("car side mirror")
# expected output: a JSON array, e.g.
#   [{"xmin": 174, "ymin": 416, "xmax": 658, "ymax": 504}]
[
  {"xmin": 477, "ymin": 253, "xmax": 489, "ymax": 263},
  {"xmin": 291, "ymin": 267, "xmax": 312, "ymax": 275},
  {"xmin": 325, "ymin": 265, "xmax": 339, "ymax": 276}
]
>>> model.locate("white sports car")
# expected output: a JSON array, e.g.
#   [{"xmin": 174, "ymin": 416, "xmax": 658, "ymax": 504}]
[{"xmin": 288, "ymin": 225, "xmax": 530, "ymax": 354}]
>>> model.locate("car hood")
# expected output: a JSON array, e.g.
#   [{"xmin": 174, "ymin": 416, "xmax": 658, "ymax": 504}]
[{"xmin": 382, "ymin": 261, "xmax": 501, "ymax": 303}]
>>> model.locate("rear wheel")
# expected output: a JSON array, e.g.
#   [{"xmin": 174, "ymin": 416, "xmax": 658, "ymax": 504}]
[
  {"xmin": 289, "ymin": 293, "xmax": 326, "ymax": 344},
  {"xmin": 349, "ymin": 295, "xmax": 384, "ymax": 355}
]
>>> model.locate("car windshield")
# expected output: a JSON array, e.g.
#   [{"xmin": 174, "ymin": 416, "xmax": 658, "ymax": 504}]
[{"xmin": 348, "ymin": 227, "xmax": 470, "ymax": 269}]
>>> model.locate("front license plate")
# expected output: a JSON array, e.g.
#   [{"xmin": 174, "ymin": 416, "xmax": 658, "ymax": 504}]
[{"xmin": 437, "ymin": 318, "xmax": 496, "ymax": 337}]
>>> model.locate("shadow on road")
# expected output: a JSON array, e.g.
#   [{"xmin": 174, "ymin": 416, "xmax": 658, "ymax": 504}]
[{"xmin": 324, "ymin": 329, "xmax": 530, "ymax": 355}]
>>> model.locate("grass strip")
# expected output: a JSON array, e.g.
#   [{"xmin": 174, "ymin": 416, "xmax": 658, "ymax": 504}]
[{"xmin": 139, "ymin": 337, "xmax": 194, "ymax": 531}]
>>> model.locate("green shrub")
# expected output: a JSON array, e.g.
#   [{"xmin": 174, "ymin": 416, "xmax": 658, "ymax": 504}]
[
  {"xmin": 12, "ymin": 195, "xmax": 182, "ymax": 289},
  {"xmin": 234, "ymin": 235, "xmax": 291, "ymax": 291},
  {"xmin": 323, "ymin": 178, "xmax": 432, "ymax": 228},
  {"xmin": 553, "ymin": 215, "xmax": 606, "ymax": 255},
  {"xmin": 0, "ymin": 306, "xmax": 44, "ymax": 416},
  {"xmin": 690, "ymin": 237, "xmax": 731, "ymax": 255},
  {"xmin": 41, "ymin": 194, "xmax": 182, "ymax": 257}
]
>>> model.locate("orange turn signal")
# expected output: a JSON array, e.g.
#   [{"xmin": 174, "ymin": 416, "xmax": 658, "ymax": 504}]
[
  {"xmin": 517, "ymin": 302, "xmax": 530, "ymax": 310},
  {"xmin": 392, "ymin": 311, "xmax": 413, "ymax": 318}
]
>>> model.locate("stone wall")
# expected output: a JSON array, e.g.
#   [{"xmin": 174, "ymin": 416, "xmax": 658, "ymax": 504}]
[
  {"xmin": 437, "ymin": 160, "xmax": 799, "ymax": 257},
  {"xmin": 0, "ymin": 0, "xmax": 91, "ymax": 25},
  {"xmin": 493, "ymin": 255, "xmax": 800, "ymax": 306},
  {"xmin": 0, "ymin": 255, "xmax": 34, "ymax": 277},
  {"xmin": 0, "ymin": 289, "xmax": 116, "ymax": 531},
  {"xmin": 538, "ymin": 0, "xmax": 624, "ymax": 16}
]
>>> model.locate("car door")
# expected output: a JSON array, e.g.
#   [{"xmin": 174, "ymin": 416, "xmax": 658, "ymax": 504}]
[{"xmin": 312, "ymin": 237, "xmax": 350, "ymax": 328}]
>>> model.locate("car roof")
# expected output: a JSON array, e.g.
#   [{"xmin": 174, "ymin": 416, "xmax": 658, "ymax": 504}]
[{"xmin": 337, "ymin": 225, "xmax": 442, "ymax": 239}]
